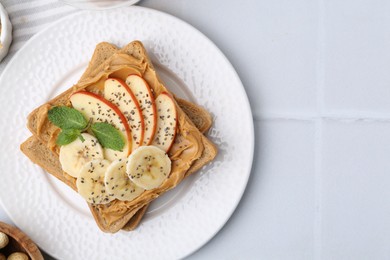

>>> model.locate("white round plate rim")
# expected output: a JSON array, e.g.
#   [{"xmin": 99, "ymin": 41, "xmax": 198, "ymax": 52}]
[
  {"xmin": 60, "ymin": 0, "xmax": 140, "ymax": 10},
  {"xmin": 0, "ymin": 6, "xmax": 254, "ymax": 259},
  {"xmin": 0, "ymin": 2, "xmax": 12, "ymax": 62}
]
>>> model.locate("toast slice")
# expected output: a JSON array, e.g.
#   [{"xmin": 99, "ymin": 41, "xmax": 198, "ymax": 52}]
[
  {"xmin": 81, "ymin": 43, "xmax": 214, "ymax": 231},
  {"xmin": 78, "ymin": 42, "xmax": 214, "ymax": 231},
  {"xmin": 22, "ymin": 41, "xmax": 217, "ymax": 233},
  {"xmin": 25, "ymin": 42, "xmax": 214, "ymax": 231}
]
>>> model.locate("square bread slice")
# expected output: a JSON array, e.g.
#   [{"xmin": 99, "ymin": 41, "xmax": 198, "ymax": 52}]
[
  {"xmin": 67, "ymin": 42, "xmax": 215, "ymax": 231},
  {"xmin": 21, "ymin": 41, "xmax": 217, "ymax": 233}
]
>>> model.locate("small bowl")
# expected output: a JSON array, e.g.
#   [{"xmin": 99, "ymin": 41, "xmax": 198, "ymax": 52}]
[
  {"xmin": 0, "ymin": 2, "xmax": 12, "ymax": 62},
  {"xmin": 0, "ymin": 222, "xmax": 43, "ymax": 260}
]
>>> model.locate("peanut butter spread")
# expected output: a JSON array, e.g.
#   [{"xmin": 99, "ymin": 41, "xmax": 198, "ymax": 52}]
[{"xmin": 32, "ymin": 45, "xmax": 205, "ymax": 226}]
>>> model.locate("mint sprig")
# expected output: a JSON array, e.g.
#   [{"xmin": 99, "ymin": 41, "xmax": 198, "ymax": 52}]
[
  {"xmin": 48, "ymin": 106, "xmax": 87, "ymax": 130},
  {"xmin": 48, "ymin": 106, "xmax": 125, "ymax": 151},
  {"xmin": 91, "ymin": 122, "xmax": 125, "ymax": 151}
]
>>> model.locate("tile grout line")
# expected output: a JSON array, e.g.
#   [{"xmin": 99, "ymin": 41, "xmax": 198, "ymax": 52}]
[
  {"xmin": 314, "ymin": 0, "xmax": 325, "ymax": 258},
  {"xmin": 314, "ymin": 119, "xmax": 323, "ymax": 260},
  {"xmin": 253, "ymin": 114, "xmax": 390, "ymax": 122}
]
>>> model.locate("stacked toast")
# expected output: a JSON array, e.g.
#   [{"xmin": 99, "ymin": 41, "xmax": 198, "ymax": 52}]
[{"xmin": 20, "ymin": 41, "xmax": 217, "ymax": 233}]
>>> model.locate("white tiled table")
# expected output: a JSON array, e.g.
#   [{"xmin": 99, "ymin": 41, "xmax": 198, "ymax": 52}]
[{"xmin": 1, "ymin": 0, "xmax": 390, "ymax": 259}]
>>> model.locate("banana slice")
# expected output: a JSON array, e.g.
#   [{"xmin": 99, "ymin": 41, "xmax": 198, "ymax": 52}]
[
  {"xmin": 105, "ymin": 158, "xmax": 145, "ymax": 201},
  {"xmin": 76, "ymin": 159, "xmax": 113, "ymax": 204},
  {"xmin": 59, "ymin": 133, "xmax": 103, "ymax": 178},
  {"xmin": 126, "ymin": 146, "xmax": 171, "ymax": 190}
]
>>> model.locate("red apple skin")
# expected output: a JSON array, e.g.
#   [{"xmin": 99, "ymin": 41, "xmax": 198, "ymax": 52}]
[
  {"xmin": 127, "ymin": 74, "xmax": 157, "ymax": 145},
  {"xmin": 70, "ymin": 90, "xmax": 133, "ymax": 155},
  {"xmin": 106, "ymin": 77, "xmax": 145, "ymax": 147}
]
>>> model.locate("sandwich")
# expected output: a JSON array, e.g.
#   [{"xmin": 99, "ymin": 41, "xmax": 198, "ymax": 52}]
[{"xmin": 20, "ymin": 40, "xmax": 217, "ymax": 233}]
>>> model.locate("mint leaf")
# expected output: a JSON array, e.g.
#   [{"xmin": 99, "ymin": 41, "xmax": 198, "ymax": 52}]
[
  {"xmin": 91, "ymin": 122, "xmax": 125, "ymax": 151},
  {"xmin": 48, "ymin": 106, "xmax": 87, "ymax": 130},
  {"xmin": 56, "ymin": 129, "xmax": 81, "ymax": 146}
]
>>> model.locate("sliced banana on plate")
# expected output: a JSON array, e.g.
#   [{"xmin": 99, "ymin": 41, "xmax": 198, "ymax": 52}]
[
  {"xmin": 59, "ymin": 133, "xmax": 103, "ymax": 178},
  {"xmin": 105, "ymin": 158, "xmax": 145, "ymax": 201},
  {"xmin": 76, "ymin": 159, "xmax": 113, "ymax": 204},
  {"xmin": 126, "ymin": 146, "xmax": 171, "ymax": 190}
]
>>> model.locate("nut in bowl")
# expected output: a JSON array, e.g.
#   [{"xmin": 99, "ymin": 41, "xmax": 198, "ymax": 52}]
[{"xmin": 0, "ymin": 222, "xmax": 43, "ymax": 260}]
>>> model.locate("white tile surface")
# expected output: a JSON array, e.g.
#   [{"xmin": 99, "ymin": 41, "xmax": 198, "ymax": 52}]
[
  {"xmin": 323, "ymin": 0, "xmax": 390, "ymax": 115},
  {"xmin": 189, "ymin": 120, "xmax": 316, "ymax": 260},
  {"xmin": 321, "ymin": 121, "xmax": 390, "ymax": 259},
  {"xmin": 141, "ymin": 0, "xmax": 318, "ymax": 117}
]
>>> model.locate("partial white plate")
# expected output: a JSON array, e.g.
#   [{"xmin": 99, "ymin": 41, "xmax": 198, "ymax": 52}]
[
  {"xmin": 60, "ymin": 0, "xmax": 140, "ymax": 10},
  {"xmin": 0, "ymin": 7, "xmax": 254, "ymax": 260},
  {"xmin": 0, "ymin": 2, "xmax": 12, "ymax": 62}
]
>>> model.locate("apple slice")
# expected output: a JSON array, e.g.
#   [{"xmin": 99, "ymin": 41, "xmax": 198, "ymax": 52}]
[
  {"xmin": 104, "ymin": 78, "xmax": 144, "ymax": 151},
  {"xmin": 70, "ymin": 91, "xmax": 132, "ymax": 161},
  {"xmin": 151, "ymin": 92, "xmax": 178, "ymax": 152},
  {"xmin": 125, "ymin": 75, "xmax": 157, "ymax": 146}
]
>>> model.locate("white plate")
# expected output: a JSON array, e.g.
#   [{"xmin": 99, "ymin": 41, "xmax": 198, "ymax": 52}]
[
  {"xmin": 0, "ymin": 7, "xmax": 254, "ymax": 260},
  {"xmin": 0, "ymin": 2, "xmax": 12, "ymax": 62},
  {"xmin": 60, "ymin": 0, "xmax": 140, "ymax": 10}
]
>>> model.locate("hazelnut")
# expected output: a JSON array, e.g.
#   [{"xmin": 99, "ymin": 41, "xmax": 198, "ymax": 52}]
[
  {"xmin": 0, "ymin": 232, "xmax": 9, "ymax": 249},
  {"xmin": 0, "ymin": 253, "xmax": 6, "ymax": 260},
  {"xmin": 7, "ymin": 252, "xmax": 29, "ymax": 260}
]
